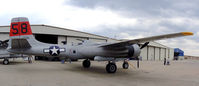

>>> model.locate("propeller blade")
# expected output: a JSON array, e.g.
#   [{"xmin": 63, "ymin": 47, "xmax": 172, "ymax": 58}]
[
  {"xmin": 3, "ymin": 39, "xmax": 9, "ymax": 43},
  {"xmin": 140, "ymin": 42, "xmax": 149, "ymax": 49},
  {"xmin": 0, "ymin": 39, "xmax": 9, "ymax": 48}
]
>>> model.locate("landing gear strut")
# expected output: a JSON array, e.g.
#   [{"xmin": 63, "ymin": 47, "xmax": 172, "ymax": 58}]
[
  {"xmin": 106, "ymin": 62, "xmax": 117, "ymax": 73},
  {"xmin": 3, "ymin": 58, "xmax": 9, "ymax": 65},
  {"xmin": 82, "ymin": 59, "xmax": 91, "ymax": 68},
  {"xmin": 122, "ymin": 61, "xmax": 129, "ymax": 69}
]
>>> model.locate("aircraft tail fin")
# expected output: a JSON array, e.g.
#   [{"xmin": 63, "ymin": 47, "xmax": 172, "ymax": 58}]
[
  {"xmin": 9, "ymin": 17, "xmax": 35, "ymax": 49},
  {"xmin": 10, "ymin": 17, "xmax": 32, "ymax": 37}
]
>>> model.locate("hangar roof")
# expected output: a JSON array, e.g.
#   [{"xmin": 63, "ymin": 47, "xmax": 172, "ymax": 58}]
[
  {"xmin": 0, "ymin": 25, "xmax": 170, "ymax": 48},
  {"xmin": 0, "ymin": 24, "xmax": 113, "ymax": 40}
]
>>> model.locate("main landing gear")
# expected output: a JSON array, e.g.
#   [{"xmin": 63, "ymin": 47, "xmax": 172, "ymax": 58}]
[
  {"xmin": 3, "ymin": 58, "xmax": 9, "ymax": 65},
  {"xmin": 82, "ymin": 59, "xmax": 91, "ymax": 68},
  {"xmin": 106, "ymin": 62, "xmax": 117, "ymax": 73},
  {"xmin": 106, "ymin": 61, "xmax": 129, "ymax": 73},
  {"xmin": 82, "ymin": 59, "xmax": 130, "ymax": 73}
]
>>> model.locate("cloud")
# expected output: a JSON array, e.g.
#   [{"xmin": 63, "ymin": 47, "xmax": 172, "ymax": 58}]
[
  {"xmin": 68, "ymin": 0, "xmax": 199, "ymax": 18},
  {"xmin": 67, "ymin": 0, "xmax": 199, "ymax": 56}
]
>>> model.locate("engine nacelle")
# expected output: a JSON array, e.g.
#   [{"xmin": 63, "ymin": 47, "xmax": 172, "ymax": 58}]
[{"xmin": 127, "ymin": 44, "xmax": 141, "ymax": 58}]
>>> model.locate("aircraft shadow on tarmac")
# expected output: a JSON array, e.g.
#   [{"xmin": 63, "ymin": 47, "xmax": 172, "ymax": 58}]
[
  {"xmin": 62, "ymin": 62, "xmax": 137, "ymax": 76},
  {"xmin": 0, "ymin": 61, "xmax": 29, "ymax": 65}
]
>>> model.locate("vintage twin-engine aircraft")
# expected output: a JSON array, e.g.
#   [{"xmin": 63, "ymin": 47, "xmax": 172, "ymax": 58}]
[{"xmin": 7, "ymin": 17, "xmax": 193, "ymax": 73}]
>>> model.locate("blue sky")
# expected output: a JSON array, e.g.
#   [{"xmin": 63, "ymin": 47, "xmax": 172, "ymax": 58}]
[{"xmin": 0, "ymin": 0, "xmax": 198, "ymax": 56}]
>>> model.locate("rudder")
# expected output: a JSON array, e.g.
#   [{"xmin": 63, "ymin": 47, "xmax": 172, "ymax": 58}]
[{"xmin": 10, "ymin": 17, "xmax": 32, "ymax": 37}]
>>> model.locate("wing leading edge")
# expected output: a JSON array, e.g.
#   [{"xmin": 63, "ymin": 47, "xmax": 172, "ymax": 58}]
[{"xmin": 101, "ymin": 32, "xmax": 193, "ymax": 48}]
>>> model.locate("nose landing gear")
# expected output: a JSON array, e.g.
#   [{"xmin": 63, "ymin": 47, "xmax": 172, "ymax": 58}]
[
  {"xmin": 3, "ymin": 58, "xmax": 9, "ymax": 65},
  {"xmin": 122, "ymin": 61, "xmax": 129, "ymax": 69}
]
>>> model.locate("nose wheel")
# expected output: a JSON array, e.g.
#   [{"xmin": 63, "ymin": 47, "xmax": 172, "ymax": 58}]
[
  {"xmin": 3, "ymin": 58, "xmax": 9, "ymax": 65},
  {"xmin": 122, "ymin": 61, "xmax": 129, "ymax": 69},
  {"xmin": 106, "ymin": 62, "xmax": 117, "ymax": 73},
  {"xmin": 82, "ymin": 59, "xmax": 91, "ymax": 68}
]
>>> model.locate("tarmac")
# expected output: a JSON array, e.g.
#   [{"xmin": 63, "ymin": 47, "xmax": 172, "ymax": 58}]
[{"xmin": 0, "ymin": 59, "xmax": 198, "ymax": 86}]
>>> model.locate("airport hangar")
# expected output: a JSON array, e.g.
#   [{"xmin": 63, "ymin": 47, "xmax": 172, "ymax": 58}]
[{"xmin": 0, "ymin": 25, "xmax": 174, "ymax": 61}]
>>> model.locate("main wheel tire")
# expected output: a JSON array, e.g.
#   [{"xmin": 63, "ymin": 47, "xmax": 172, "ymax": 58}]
[
  {"xmin": 82, "ymin": 60, "xmax": 91, "ymax": 68},
  {"xmin": 3, "ymin": 59, "xmax": 9, "ymax": 65},
  {"xmin": 122, "ymin": 62, "xmax": 129, "ymax": 69},
  {"xmin": 106, "ymin": 63, "xmax": 117, "ymax": 73}
]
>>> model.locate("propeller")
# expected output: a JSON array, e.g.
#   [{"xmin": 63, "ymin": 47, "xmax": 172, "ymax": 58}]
[
  {"xmin": 140, "ymin": 42, "xmax": 149, "ymax": 49},
  {"xmin": 137, "ymin": 42, "xmax": 149, "ymax": 68},
  {"xmin": 0, "ymin": 39, "xmax": 9, "ymax": 48}
]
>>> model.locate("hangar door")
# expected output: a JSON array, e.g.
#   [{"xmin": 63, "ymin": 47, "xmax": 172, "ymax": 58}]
[
  {"xmin": 166, "ymin": 49, "xmax": 169, "ymax": 59},
  {"xmin": 169, "ymin": 49, "xmax": 174, "ymax": 60},
  {"xmin": 148, "ymin": 47, "xmax": 155, "ymax": 61},
  {"xmin": 140, "ymin": 46, "xmax": 147, "ymax": 60},
  {"xmin": 155, "ymin": 48, "xmax": 160, "ymax": 60},
  {"xmin": 160, "ymin": 48, "xmax": 166, "ymax": 60},
  {"xmin": 58, "ymin": 36, "xmax": 66, "ymax": 45},
  {"xmin": 67, "ymin": 37, "xmax": 88, "ymax": 46}
]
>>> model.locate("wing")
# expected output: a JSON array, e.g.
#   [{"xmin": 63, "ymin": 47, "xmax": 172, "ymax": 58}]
[{"xmin": 101, "ymin": 32, "xmax": 193, "ymax": 48}]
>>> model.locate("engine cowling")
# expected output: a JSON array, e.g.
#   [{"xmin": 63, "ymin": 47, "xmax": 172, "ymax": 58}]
[{"xmin": 127, "ymin": 44, "xmax": 141, "ymax": 58}]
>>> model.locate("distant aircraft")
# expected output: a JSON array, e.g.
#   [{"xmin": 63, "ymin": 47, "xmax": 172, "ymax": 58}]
[
  {"xmin": 0, "ymin": 40, "xmax": 27, "ymax": 64},
  {"xmin": 7, "ymin": 17, "xmax": 193, "ymax": 73}
]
